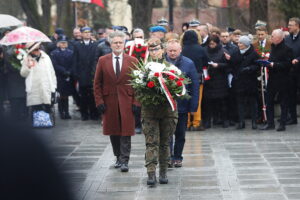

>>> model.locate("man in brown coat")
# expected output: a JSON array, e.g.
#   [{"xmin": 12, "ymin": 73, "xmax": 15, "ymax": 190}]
[{"xmin": 94, "ymin": 31, "xmax": 139, "ymax": 172}]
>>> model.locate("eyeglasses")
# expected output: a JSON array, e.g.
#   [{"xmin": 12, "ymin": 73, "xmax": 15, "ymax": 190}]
[
  {"xmin": 134, "ymin": 36, "xmax": 143, "ymax": 39},
  {"xmin": 148, "ymin": 47, "xmax": 161, "ymax": 52}
]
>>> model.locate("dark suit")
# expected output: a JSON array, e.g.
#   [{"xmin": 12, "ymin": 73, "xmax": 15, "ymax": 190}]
[{"xmin": 73, "ymin": 40, "xmax": 98, "ymax": 119}]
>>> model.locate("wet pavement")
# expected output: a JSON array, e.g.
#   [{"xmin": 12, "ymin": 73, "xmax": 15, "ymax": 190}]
[{"xmin": 44, "ymin": 108, "xmax": 300, "ymax": 200}]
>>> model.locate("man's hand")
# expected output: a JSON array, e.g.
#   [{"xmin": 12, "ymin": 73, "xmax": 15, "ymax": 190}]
[
  {"xmin": 97, "ymin": 104, "xmax": 106, "ymax": 115},
  {"xmin": 224, "ymin": 52, "xmax": 231, "ymax": 61},
  {"xmin": 292, "ymin": 59, "xmax": 299, "ymax": 65}
]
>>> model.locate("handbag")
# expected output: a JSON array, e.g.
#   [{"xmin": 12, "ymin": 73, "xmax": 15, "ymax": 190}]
[{"xmin": 32, "ymin": 110, "xmax": 54, "ymax": 128}]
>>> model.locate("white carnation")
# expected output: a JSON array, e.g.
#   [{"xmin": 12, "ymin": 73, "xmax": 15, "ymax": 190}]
[
  {"xmin": 17, "ymin": 54, "xmax": 22, "ymax": 60},
  {"xmin": 138, "ymin": 73, "xmax": 144, "ymax": 79},
  {"xmin": 135, "ymin": 79, "xmax": 143, "ymax": 84},
  {"xmin": 133, "ymin": 70, "xmax": 141, "ymax": 76}
]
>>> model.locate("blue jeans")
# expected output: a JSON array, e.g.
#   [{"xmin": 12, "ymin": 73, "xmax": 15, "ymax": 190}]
[{"xmin": 170, "ymin": 113, "xmax": 188, "ymax": 161}]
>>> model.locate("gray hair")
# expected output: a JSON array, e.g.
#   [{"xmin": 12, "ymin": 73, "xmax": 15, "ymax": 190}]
[
  {"xmin": 108, "ymin": 31, "xmax": 126, "ymax": 44},
  {"xmin": 272, "ymin": 29, "xmax": 284, "ymax": 39},
  {"xmin": 133, "ymin": 28, "xmax": 144, "ymax": 35}
]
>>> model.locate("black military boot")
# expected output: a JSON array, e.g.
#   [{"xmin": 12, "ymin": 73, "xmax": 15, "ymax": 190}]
[
  {"xmin": 159, "ymin": 170, "xmax": 168, "ymax": 184},
  {"xmin": 147, "ymin": 172, "xmax": 157, "ymax": 186}
]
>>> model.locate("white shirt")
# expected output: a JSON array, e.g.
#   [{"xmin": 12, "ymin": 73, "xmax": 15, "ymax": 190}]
[
  {"xmin": 203, "ymin": 35, "xmax": 209, "ymax": 44},
  {"xmin": 112, "ymin": 53, "xmax": 123, "ymax": 74},
  {"xmin": 260, "ymin": 39, "xmax": 266, "ymax": 48}
]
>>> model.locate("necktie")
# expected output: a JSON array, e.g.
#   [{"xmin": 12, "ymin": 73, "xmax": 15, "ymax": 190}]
[
  {"xmin": 260, "ymin": 41, "xmax": 263, "ymax": 47},
  {"xmin": 115, "ymin": 56, "xmax": 120, "ymax": 78}
]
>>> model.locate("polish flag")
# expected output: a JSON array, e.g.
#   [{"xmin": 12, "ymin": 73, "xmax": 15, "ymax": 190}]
[{"xmin": 72, "ymin": 0, "xmax": 104, "ymax": 8}]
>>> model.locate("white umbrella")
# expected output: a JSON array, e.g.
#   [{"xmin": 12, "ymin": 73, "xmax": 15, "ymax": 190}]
[
  {"xmin": 0, "ymin": 14, "xmax": 23, "ymax": 28},
  {"xmin": 0, "ymin": 26, "xmax": 51, "ymax": 46}
]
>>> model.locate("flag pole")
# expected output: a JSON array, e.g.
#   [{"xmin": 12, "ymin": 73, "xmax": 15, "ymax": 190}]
[{"xmin": 73, "ymin": 1, "xmax": 78, "ymax": 27}]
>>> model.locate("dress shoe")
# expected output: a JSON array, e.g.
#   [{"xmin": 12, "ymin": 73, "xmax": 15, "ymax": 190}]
[
  {"xmin": 276, "ymin": 124, "xmax": 286, "ymax": 132},
  {"xmin": 252, "ymin": 120, "xmax": 257, "ymax": 130},
  {"xmin": 159, "ymin": 170, "xmax": 168, "ymax": 184},
  {"xmin": 286, "ymin": 119, "xmax": 298, "ymax": 125},
  {"xmin": 174, "ymin": 160, "xmax": 182, "ymax": 168},
  {"xmin": 114, "ymin": 159, "xmax": 121, "ymax": 168},
  {"xmin": 147, "ymin": 172, "xmax": 157, "ymax": 186},
  {"xmin": 120, "ymin": 163, "xmax": 129, "ymax": 172},
  {"xmin": 260, "ymin": 124, "xmax": 275, "ymax": 130},
  {"xmin": 236, "ymin": 122, "xmax": 245, "ymax": 130}
]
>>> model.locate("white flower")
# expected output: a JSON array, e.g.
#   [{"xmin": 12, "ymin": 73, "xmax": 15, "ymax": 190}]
[
  {"xmin": 145, "ymin": 62, "xmax": 165, "ymax": 72},
  {"xmin": 17, "ymin": 54, "xmax": 23, "ymax": 60},
  {"xmin": 148, "ymin": 71, "xmax": 155, "ymax": 79},
  {"xmin": 265, "ymin": 53, "xmax": 270, "ymax": 58},
  {"xmin": 133, "ymin": 70, "xmax": 141, "ymax": 76},
  {"xmin": 135, "ymin": 79, "xmax": 143, "ymax": 84},
  {"xmin": 138, "ymin": 73, "xmax": 144, "ymax": 79}
]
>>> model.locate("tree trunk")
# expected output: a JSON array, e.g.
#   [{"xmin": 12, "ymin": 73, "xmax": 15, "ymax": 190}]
[
  {"xmin": 249, "ymin": 0, "xmax": 268, "ymax": 31},
  {"xmin": 128, "ymin": 0, "xmax": 156, "ymax": 36},
  {"xmin": 56, "ymin": 0, "xmax": 74, "ymax": 37}
]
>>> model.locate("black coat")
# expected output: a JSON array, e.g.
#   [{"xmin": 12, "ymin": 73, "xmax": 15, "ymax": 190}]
[
  {"xmin": 285, "ymin": 33, "xmax": 300, "ymax": 79},
  {"xmin": 182, "ymin": 30, "xmax": 208, "ymax": 75},
  {"xmin": 204, "ymin": 44, "xmax": 229, "ymax": 99},
  {"xmin": 223, "ymin": 42, "xmax": 239, "ymax": 74},
  {"xmin": 0, "ymin": 56, "xmax": 6, "ymax": 101},
  {"xmin": 268, "ymin": 40, "xmax": 293, "ymax": 92},
  {"xmin": 73, "ymin": 40, "xmax": 98, "ymax": 87},
  {"xmin": 4, "ymin": 47, "xmax": 26, "ymax": 99},
  {"xmin": 95, "ymin": 40, "xmax": 112, "ymax": 64},
  {"xmin": 50, "ymin": 48, "xmax": 75, "ymax": 96},
  {"xmin": 232, "ymin": 45, "xmax": 259, "ymax": 94}
]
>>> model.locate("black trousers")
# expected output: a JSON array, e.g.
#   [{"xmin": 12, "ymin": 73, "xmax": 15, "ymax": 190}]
[
  {"xmin": 110, "ymin": 135, "xmax": 131, "ymax": 164},
  {"xmin": 9, "ymin": 98, "xmax": 28, "ymax": 120},
  {"xmin": 266, "ymin": 88, "xmax": 288, "ymax": 126},
  {"xmin": 236, "ymin": 93, "xmax": 258, "ymax": 123},
  {"xmin": 227, "ymin": 88, "xmax": 238, "ymax": 122},
  {"xmin": 202, "ymin": 97, "xmax": 228, "ymax": 125},
  {"xmin": 134, "ymin": 106, "xmax": 142, "ymax": 129},
  {"xmin": 288, "ymin": 75, "xmax": 299, "ymax": 121},
  {"xmin": 79, "ymin": 86, "xmax": 98, "ymax": 118}
]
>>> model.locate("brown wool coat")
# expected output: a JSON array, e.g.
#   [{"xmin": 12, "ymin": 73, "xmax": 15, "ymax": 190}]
[
  {"xmin": 94, "ymin": 53, "xmax": 139, "ymax": 136},
  {"xmin": 252, "ymin": 39, "xmax": 272, "ymax": 51}
]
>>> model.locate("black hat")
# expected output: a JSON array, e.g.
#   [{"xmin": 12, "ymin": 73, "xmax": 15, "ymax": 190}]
[
  {"xmin": 55, "ymin": 28, "xmax": 64, "ymax": 35},
  {"xmin": 227, "ymin": 27, "xmax": 235, "ymax": 33},
  {"xmin": 57, "ymin": 35, "xmax": 68, "ymax": 42}
]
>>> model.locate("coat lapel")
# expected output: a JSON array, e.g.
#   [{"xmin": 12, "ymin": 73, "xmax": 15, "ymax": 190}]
[{"xmin": 106, "ymin": 54, "xmax": 118, "ymax": 82}]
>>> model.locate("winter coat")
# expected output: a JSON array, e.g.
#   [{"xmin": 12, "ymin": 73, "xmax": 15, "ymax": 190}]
[
  {"xmin": 95, "ymin": 40, "xmax": 112, "ymax": 61},
  {"xmin": 182, "ymin": 30, "xmax": 208, "ymax": 76},
  {"xmin": 0, "ymin": 55, "xmax": 6, "ymax": 101},
  {"xmin": 20, "ymin": 51, "xmax": 57, "ymax": 106},
  {"xmin": 50, "ymin": 48, "xmax": 75, "ymax": 96},
  {"xmin": 232, "ymin": 45, "xmax": 259, "ymax": 94},
  {"xmin": 73, "ymin": 40, "xmax": 98, "ymax": 87},
  {"xmin": 285, "ymin": 33, "xmax": 300, "ymax": 81},
  {"xmin": 4, "ymin": 46, "xmax": 26, "ymax": 99},
  {"xmin": 203, "ymin": 44, "xmax": 229, "ymax": 99},
  {"xmin": 223, "ymin": 42, "xmax": 239, "ymax": 74},
  {"xmin": 165, "ymin": 54, "xmax": 199, "ymax": 113},
  {"xmin": 94, "ymin": 53, "xmax": 139, "ymax": 136},
  {"xmin": 268, "ymin": 40, "xmax": 293, "ymax": 92}
]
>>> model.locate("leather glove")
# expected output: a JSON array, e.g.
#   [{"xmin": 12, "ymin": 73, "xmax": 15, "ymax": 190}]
[
  {"xmin": 132, "ymin": 104, "xmax": 140, "ymax": 115},
  {"xmin": 97, "ymin": 104, "xmax": 106, "ymax": 115}
]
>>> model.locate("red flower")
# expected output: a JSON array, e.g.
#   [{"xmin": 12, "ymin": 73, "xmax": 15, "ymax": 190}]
[
  {"xmin": 135, "ymin": 47, "xmax": 142, "ymax": 52},
  {"xmin": 15, "ymin": 50, "xmax": 20, "ymax": 54},
  {"xmin": 142, "ymin": 47, "xmax": 147, "ymax": 51},
  {"xmin": 179, "ymin": 77, "xmax": 184, "ymax": 81},
  {"xmin": 168, "ymin": 75, "xmax": 175, "ymax": 80},
  {"xmin": 132, "ymin": 53, "xmax": 137, "ymax": 57},
  {"xmin": 170, "ymin": 70, "xmax": 175, "ymax": 74},
  {"xmin": 137, "ymin": 44, "xmax": 142, "ymax": 48},
  {"xmin": 176, "ymin": 81, "xmax": 183, "ymax": 87},
  {"xmin": 141, "ymin": 53, "xmax": 146, "ymax": 58},
  {"xmin": 147, "ymin": 81, "xmax": 155, "ymax": 88},
  {"xmin": 154, "ymin": 72, "xmax": 160, "ymax": 77}
]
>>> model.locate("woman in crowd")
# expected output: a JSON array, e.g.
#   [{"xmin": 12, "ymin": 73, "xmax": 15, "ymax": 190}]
[
  {"xmin": 20, "ymin": 42, "xmax": 57, "ymax": 119},
  {"xmin": 232, "ymin": 36, "xmax": 260, "ymax": 129},
  {"xmin": 202, "ymin": 36, "xmax": 229, "ymax": 128}
]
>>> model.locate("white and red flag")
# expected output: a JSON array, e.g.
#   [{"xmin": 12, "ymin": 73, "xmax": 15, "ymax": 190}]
[{"xmin": 72, "ymin": 0, "xmax": 104, "ymax": 8}]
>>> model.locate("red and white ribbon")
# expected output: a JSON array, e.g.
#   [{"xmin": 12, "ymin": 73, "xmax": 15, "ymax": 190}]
[{"xmin": 157, "ymin": 71, "xmax": 186, "ymax": 111}]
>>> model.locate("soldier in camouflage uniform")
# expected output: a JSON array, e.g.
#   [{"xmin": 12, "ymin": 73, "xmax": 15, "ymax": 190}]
[{"xmin": 142, "ymin": 38, "xmax": 178, "ymax": 186}]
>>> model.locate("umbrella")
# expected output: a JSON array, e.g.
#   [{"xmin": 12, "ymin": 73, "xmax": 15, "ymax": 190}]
[
  {"xmin": 0, "ymin": 14, "xmax": 23, "ymax": 28},
  {"xmin": 0, "ymin": 26, "xmax": 51, "ymax": 46}
]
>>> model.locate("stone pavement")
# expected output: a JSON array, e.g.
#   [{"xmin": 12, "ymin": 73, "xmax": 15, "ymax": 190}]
[{"xmin": 43, "ymin": 109, "xmax": 300, "ymax": 200}]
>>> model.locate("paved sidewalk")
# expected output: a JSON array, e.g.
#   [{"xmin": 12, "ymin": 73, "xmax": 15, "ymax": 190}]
[{"xmin": 46, "ymin": 110, "xmax": 300, "ymax": 200}]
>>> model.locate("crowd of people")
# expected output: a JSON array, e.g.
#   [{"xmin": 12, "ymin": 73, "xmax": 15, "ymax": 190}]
[{"xmin": 1, "ymin": 16, "xmax": 300, "ymax": 185}]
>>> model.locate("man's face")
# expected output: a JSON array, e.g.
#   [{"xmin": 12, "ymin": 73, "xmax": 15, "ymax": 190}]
[
  {"xmin": 133, "ymin": 32, "xmax": 144, "ymax": 39},
  {"xmin": 271, "ymin": 32, "xmax": 283, "ymax": 45},
  {"xmin": 148, "ymin": 45, "xmax": 163, "ymax": 60},
  {"xmin": 73, "ymin": 29, "xmax": 81, "ymax": 40},
  {"xmin": 232, "ymin": 34, "xmax": 240, "ymax": 44},
  {"xmin": 81, "ymin": 31, "xmax": 91, "ymax": 40},
  {"xmin": 166, "ymin": 43, "xmax": 181, "ymax": 60},
  {"xmin": 58, "ymin": 41, "xmax": 68, "ymax": 49},
  {"xmin": 198, "ymin": 25, "xmax": 207, "ymax": 38},
  {"xmin": 220, "ymin": 32, "xmax": 230, "ymax": 44},
  {"xmin": 288, "ymin": 20, "xmax": 300, "ymax": 34},
  {"xmin": 256, "ymin": 30, "xmax": 267, "ymax": 41},
  {"xmin": 110, "ymin": 36, "xmax": 125, "ymax": 54}
]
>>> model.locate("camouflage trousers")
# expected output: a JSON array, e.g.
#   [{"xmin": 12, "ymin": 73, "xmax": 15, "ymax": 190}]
[{"xmin": 142, "ymin": 105, "xmax": 178, "ymax": 173}]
